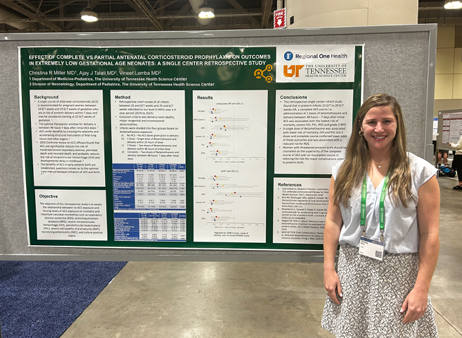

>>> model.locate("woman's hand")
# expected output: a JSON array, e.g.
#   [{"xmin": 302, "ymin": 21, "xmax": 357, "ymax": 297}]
[
  {"xmin": 400, "ymin": 288, "xmax": 428, "ymax": 323},
  {"xmin": 324, "ymin": 269, "xmax": 343, "ymax": 305}
]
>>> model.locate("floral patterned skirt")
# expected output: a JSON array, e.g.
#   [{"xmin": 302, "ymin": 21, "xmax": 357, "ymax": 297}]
[{"xmin": 321, "ymin": 244, "xmax": 438, "ymax": 338}]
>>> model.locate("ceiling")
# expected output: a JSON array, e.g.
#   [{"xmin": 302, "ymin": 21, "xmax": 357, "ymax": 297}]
[
  {"xmin": 0, "ymin": 0, "xmax": 459, "ymax": 33},
  {"xmin": 419, "ymin": 0, "xmax": 462, "ymax": 24}
]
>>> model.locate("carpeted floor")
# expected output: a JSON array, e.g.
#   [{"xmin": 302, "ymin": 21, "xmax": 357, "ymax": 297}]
[{"xmin": 0, "ymin": 261, "xmax": 127, "ymax": 338}]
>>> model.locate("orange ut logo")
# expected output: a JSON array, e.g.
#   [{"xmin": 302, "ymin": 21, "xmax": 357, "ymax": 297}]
[{"xmin": 283, "ymin": 65, "xmax": 304, "ymax": 77}]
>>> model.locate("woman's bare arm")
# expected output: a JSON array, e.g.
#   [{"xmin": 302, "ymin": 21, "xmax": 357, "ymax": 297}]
[
  {"xmin": 323, "ymin": 176, "xmax": 344, "ymax": 305},
  {"xmin": 401, "ymin": 175, "xmax": 440, "ymax": 323}
]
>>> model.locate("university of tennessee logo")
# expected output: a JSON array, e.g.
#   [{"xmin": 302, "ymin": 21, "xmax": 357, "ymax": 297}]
[{"xmin": 283, "ymin": 65, "xmax": 304, "ymax": 77}]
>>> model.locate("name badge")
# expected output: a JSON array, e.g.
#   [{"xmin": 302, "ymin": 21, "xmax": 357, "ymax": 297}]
[{"xmin": 359, "ymin": 237, "xmax": 384, "ymax": 261}]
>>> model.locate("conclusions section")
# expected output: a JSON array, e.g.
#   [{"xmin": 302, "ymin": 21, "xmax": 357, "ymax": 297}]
[
  {"xmin": 193, "ymin": 90, "xmax": 267, "ymax": 243},
  {"xmin": 111, "ymin": 90, "xmax": 186, "ymax": 242},
  {"xmin": 273, "ymin": 178, "xmax": 329, "ymax": 244},
  {"xmin": 30, "ymin": 90, "xmax": 105, "ymax": 187},
  {"xmin": 274, "ymin": 89, "xmax": 353, "ymax": 174}
]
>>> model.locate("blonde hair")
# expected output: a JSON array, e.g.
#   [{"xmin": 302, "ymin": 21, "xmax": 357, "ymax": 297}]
[{"xmin": 333, "ymin": 94, "xmax": 414, "ymax": 207}]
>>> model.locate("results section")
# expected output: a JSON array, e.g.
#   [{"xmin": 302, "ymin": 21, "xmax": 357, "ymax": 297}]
[{"xmin": 193, "ymin": 90, "xmax": 268, "ymax": 243}]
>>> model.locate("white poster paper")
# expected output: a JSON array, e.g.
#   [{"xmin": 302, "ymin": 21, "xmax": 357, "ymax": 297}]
[
  {"xmin": 35, "ymin": 189, "xmax": 107, "ymax": 240},
  {"xmin": 111, "ymin": 90, "xmax": 187, "ymax": 242},
  {"xmin": 193, "ymin": 90, "xmax": 267, "ymax": 243},
  {"xmin": 111, "ymin": 90, "xmax": 185, "ymax": 163},
  {"xmin": 442, "ymin": 112, "xmax": 462, "ymax": 144},
  {"xmin": 273, "ymin": 178, "xmax": 330, "ymax": 244},
  {"xmin": 274, "ymin": 89, "xmax": 353, "ymax": 174},
  {"xmin": 30, "ymin": 90, "xmax": 105, "ymax": 187},
  {"xmin": 276, "ymin": 45, "xmax": 357, "ymax": 83}
]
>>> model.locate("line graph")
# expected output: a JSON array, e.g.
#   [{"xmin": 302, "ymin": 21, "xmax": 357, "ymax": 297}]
[{"xmin": 193, "ymin": 90, "xmax": 268, "ymax": 243}]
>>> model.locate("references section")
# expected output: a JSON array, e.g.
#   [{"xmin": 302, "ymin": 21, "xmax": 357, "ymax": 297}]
[
  {"xmin": 193, "ymin": 90, "xmax": 268, "ymax": 243},
  {"xmin": 273, "ymin": 178, "xmax": 330, "ymax": 244}
]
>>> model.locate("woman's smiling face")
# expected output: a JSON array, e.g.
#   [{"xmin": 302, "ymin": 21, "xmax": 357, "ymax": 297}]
[{"xmin": 361, "ymin": 105, "xmax": 397, "ymax": 153}]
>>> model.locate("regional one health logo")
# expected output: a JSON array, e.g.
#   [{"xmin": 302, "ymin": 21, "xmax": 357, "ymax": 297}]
[{"xmin": 284, "ymin": 51, "xmax": 293, "ymax": 61}]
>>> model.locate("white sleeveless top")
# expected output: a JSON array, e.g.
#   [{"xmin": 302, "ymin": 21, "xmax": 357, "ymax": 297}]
[{"xmin": 332, "ymin": 153, "xmax": 437, "ymax": 254}]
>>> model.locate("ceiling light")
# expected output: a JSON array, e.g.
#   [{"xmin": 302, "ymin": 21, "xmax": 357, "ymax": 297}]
[
  {"xmin": 444, "ymin": 0, "xmax": 462, "ymax": 9},
  {"xmin": 81, "ymin": 9, "xmax": 99, "ymax": 22},
  {"xmin": 198, "ymin": 7, "xmax": 215, "ymax": 19}
]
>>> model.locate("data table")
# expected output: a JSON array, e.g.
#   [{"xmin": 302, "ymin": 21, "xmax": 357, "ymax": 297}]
[{"xmin": 113, "ymin": 163, "xmax": 186, "ymax": 241}]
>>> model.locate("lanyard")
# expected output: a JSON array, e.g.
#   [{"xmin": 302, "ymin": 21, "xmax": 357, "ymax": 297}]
[{"xmin": 360, "ymin": 173, "xmax": 389, "ymax": 242}]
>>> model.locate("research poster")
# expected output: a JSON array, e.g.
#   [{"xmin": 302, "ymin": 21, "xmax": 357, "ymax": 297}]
[
  {"xmin": 442, "ymin": 112, "xmax": 462, "ymax": 144},
  {"xmin": 20, "ymin": 45, "xmax": 363, "ymax": 250}
]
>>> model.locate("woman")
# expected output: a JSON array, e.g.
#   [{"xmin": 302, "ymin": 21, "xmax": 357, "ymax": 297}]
[
  {"xmin": 449, "ymin": 135, "xmax": 462, "ymax": 189},
  {"xmin": 321, "ymin": 94, "xmax": 440, "ymax": 337}
]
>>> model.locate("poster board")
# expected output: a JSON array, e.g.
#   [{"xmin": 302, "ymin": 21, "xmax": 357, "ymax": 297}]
[
  {"xmin": 0, "ymin": 24, "xmax": 437, "ymax": 261},
  {"xmin": 21, "ymin": 45, "xmax": 362, "ymax": 251},
  {"xmin": 436, "ymin": 109, "xmax": 462, "ymax": 151}
]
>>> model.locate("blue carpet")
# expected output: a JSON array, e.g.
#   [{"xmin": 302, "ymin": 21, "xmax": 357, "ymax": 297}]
[{"xmin": 0, "ymin": 261, "xmax": 127, "ymax": 338}]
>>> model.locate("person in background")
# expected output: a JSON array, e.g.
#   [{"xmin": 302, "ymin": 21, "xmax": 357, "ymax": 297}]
[
  {"xmin": 437, "ymin": 149, "xmax": 448, "ymax": 166},
  {"xmin": 449, "ymin": 134, "xmax": 462, "ymax": 189},
  {"xmin": 321, "ymin": 94, "xmax": 439, "ymax": 337}
]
